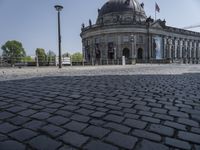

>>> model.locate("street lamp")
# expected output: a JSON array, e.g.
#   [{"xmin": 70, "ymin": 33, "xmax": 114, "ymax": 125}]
[
  {"xmin": 54, "ymin": 5, "xmax": 63, "ymax": 68},
  {"xmin": 130, "ymin": 34, "xmax": 136, "ymax": 64}
]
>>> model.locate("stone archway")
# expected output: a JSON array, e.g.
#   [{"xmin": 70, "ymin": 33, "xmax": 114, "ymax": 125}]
[
  {"xmin": 123, "ymin": 48, "xmax": 130, "ymax": 59},
  {"xmin": 137, "ymin": 48, "xmax": 143, "ymax": 59}
]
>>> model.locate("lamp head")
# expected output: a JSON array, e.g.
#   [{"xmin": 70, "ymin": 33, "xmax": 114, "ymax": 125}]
[{"xmin": 54, "ymin": 5, "xmax": 63, "ymax": 11}]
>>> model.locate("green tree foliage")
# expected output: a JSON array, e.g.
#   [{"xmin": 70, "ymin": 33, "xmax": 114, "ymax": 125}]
[
  {"xmin": 22, "ymin": 56, "xmax": 34, "ymax": 62},
  {"xmin": 1, "ymin": 40, "xmax": 26, "ymax": 65},
  {"xmin": 71, "ymin": 52, "xmax": 83, "ymax": 62},
  {"xmin": 36, "ymin": 48, "xmax": 46, "ymax": 65}
]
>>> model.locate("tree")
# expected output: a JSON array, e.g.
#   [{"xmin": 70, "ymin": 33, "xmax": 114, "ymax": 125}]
[
  {"xmin": 35, "ymin": 48, "xmax": 46, "ymax": 66},
  {"xmin": 71, "ymin": 52, "xmax": 83, "ymax": 62},
  {"xmin": 1, "ymin": 40, "xmax": 26, "ymax": 66},
  {"xmin": 22, "ymin": 56, "xmax": 34, "ymax": 62}
]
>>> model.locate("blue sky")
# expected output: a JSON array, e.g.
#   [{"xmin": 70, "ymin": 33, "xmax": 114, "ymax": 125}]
[{"xmin": 0, "ymin": 0, "xmax": 200, "ymax": 56}]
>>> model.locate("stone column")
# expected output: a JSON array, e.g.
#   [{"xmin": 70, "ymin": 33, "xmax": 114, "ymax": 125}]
[
  {"xmin": 193, "ymin": 42, "xmax": 197, "ymax": 63},
  {"xmin": 184, "ymin": 40, "xmax": 188, "ymax": 63},
  {"xmin": 198, "ymin": 42, "xmax": 200, "ymax": 64},
  {"xmin": 168, "ymin": 38, "xmax": 172, "ymax": 62},
  {"xmin": 117, "ymin": 35, "xmax": 121, "ymax": 60},
  {"xmin": 163, "ymin": 37, "xmax": 167, "ymax": 59},
  {"xmin": 179, "ymin": 40, "xmax": 183, "ymax": 63},
  {"xmin": 189, "ymin": 41, "xmax": 193, "ymax": 63},
  {"xmin": 174, "ymin": 39, "xmax": 178, "ymax": 60}
]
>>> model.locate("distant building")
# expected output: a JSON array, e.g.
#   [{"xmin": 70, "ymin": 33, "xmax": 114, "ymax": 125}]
[{"xmin": 80, "ymin": 0, "xmax": 200, "ymax": 64}]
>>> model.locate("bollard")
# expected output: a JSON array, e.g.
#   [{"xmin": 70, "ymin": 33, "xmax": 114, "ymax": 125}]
[{"xmin": 122, "ymin": 56, "xmax": 126, "ymax": 66}]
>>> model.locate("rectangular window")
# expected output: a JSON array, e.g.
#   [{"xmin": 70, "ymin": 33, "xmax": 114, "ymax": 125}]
[
  {"xmin": 137, "ymin": 35, "xmax": 144, "ymax": 43},
  {"xmin": 123, "ymin": 36, "xmax": 129, "ymax": 42}
]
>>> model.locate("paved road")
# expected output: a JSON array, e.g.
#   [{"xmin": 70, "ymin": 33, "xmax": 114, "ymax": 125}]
[{"xmin": 0, "ymin": 65, "xmax": 200, "ymax": 150}]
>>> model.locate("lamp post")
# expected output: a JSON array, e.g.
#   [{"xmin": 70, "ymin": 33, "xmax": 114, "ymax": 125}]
[
  {"xmin": 130, "ymin": 34, "xmax": 136, "ymax": 64},
  {"xmin": 54, "ymin": 5, "xmax": 63, "ymax": 68}
]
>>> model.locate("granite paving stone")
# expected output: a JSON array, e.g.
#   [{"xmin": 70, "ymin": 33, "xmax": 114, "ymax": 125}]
[
  {"xmin": 178, "ymin": 131, "xmax": 200, "ymax": 144},
  {"xmin": 132, "ymin": 129, "xmax": 162, "ymax": 142},
  {"xmin": 47, "ymin": 116, "xmax": 70, "ymax": 126},
  {"xmin": 177, "ymin": 118, "xmax": 199, "ymax": 127},
  {"xmin": 18, "ymin": 109, "xmax": 37, "ymax": 117},
  {"xmin": 124, "ymin": 113, "xmax": 140, "ymax": 119},
  {"xmin": 169, "ymin": 111, "xmax": 189, "ymax": 118},
  {"xmin": 89, "ymin": 119, "xmax": 106, "ymax": 126},
  {"xmin": 0, "ymin": 123, "xmax": 19, "ymax": 134},
  {"xmin": 23, "ymin": 120, "xmax": 46, "ymax": 131},
  {"xmin": 104, "ymin": 114, "xmax": 124, "ymax": 123},
  {"xmin": 124, "ymin": 119, "xmax": 147, "ymax": 129},
  {"xmin": 63, "ymin": 121, "xmax": 88, "ymax": 132},
  {"xmin": 141, "ymin": 116, "xmax": 161, "ymax": 123},
  {"xmin": 8, "ymin": 116, "xmax": 30, "ymax": 125},
  {"xmin": 76, "ymin": 108, "xmax": 94, "ymax": 116},
  {"xmin": 164, "ymin": 121, "xmax": 187, "ymax": 131},
  {"xmin": 55, "ymin": 110, "xmax": 72, "ymax": 117},
  {"xmin": 165, "ymin": 137, "xmax": 191, "ymax": 150},
  {"xmin": 59, "ymin": 145, "xmax": 78, "ymax": 150},
  {"xmin": 9, "ymin": 129, "xmax": 38, "ymax": 142},
  {"xmin": 135, "ymin": 140, "xmax": 169, "ymax": 150},
  {"xmin": 71, "ymin": 114, "xmax": 90, "ymax": 123},
  {"xmin": 31, "ymin": 112, "xmax": 51, "ymax": 120},
  {"xmin": 0, "ymin": 111, "xmax": 15, "ymax": 120},
  {"xmin": 104, "ymin": 122, "xmax": 131, "ymax": 133},
  {"xmin": 40, "ymin": 124, "xmax": 66, "ymax": 137},
  {"xmin": 105, "ymin": 131, "xmax": 138, "ymax": 149},
  {"xmin": 0, "ymin": 134, "xmax": 8, "ymax": 141},
  {"xmin": 1, "ymin": 65, "xmax": 200, "ymax": 149},
  {"xmin": 0, "ymin": 140, "xmax": 26, "ymax": 150},
  {"xmin": 29, "ymin": 135, "xmax": 62, "ymax": 150},
  {"xmin": 90, "ymin": 111, "xmax": 106, "ymax": 118},
  {"xmin": 149, "ymin": 124, "xmax": 174, "ymax": 136},
  {"xmin": 84, "ymin": 140, "xmax": 119, "ymax": 150},
  {"xmin": 191, "ymin": 127, "xmax": 200, "ymax": 134},
  {"xmin": 83, "ymin": 125, "xmax": 110, "ymax": 139},
  {"xmin": 60, "ymin": 131, "xmax": 89, "ymax": 148}
]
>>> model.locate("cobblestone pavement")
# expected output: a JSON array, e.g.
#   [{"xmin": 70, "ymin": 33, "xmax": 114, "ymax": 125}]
[{"xmin": 0, "ymin": 65, "xmax": 200, "ymax": 150}]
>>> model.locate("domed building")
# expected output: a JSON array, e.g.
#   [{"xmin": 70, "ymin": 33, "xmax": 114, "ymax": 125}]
[{"xmin": 80, "ymin": 0, "xmax": 200, "ymax": 64}]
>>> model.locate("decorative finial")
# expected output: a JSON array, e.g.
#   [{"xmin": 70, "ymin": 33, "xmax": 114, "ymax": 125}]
[{"xmin": 140, "ymin": 3, "xmax": 144, "ymax": 8}]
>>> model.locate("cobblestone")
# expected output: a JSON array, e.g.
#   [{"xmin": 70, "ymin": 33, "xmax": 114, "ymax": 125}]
[
  {"xmin": 0, "ymin": 123, "xmax": 19, "ymax": 134},
  {"xmin": 178, "ymin": 131, "xmax": 200, "ymax": 144},
  {"xmin": 83, "ymin": 125, "xmax": 110, "ymax": 139},
  {"xmin": 1, "ymin": 65, "xmax": 200, "ymax": 149},
  {"xmin": 124, "ymin": 119, "xmax": 147, "ymax": 129},
  {"xmin": 104, "ymin": 122, "xmax": 131, "ymax": 133},
  {"xmin": 104, "ymin": 114, "xmax": 124, "ymax": 123},
  {"xmin": 9, "ymin": 129, "xmax": 37, "ymax": 142},
  {"xmin": 47, "ymin": 116, "xmax": 70, "ymax": 126},
  {"xmin": 164, "ymin": 121, "xmax": 187, "ymax": 131},
  {"xmin": 40, "ymin": 124, "xmax": 66, "ymax": 137},
  {"xmin": 177, "ymin": 118, "xmax": 199, "ymax": 127},
  {"xmin": 29, "ymin": 135, "xmax": 61, "ymax": 150},
  {"xmin": 63, "ymin": 121, "xmax": 88, "ymax": 132},
  {"xmin": 60, "ymin": 131, "xmax": 89, "ymax": 148},
  {"xmin": 132, "ymin": 129, "xmax": 162, "ymax": 142},
  {"xmin": 135, "ymin": 140, "xmax": 169, "ymax": 150},
  {"xmin": 149, "ymin": 124, "xmax": 174, "ymax": 136},
  {"xmin": 165, "ymin": 137, "xmax": 191, "ymax": 150},
  {"xmin": 105, "ymin": 131, "xmax": 138, "ymax": 149},
  {"xmin": 84, "ymin": 140, "xmax": 119, "ymax": 150},
  {"xmin": 0, "ymin": 140, "xmax": 25, "ymax": 150}
]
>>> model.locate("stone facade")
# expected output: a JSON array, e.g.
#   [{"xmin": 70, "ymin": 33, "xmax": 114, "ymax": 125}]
[{"xmin": 80, "ymin": 0, "xmax": 200, "ymax": 64}]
